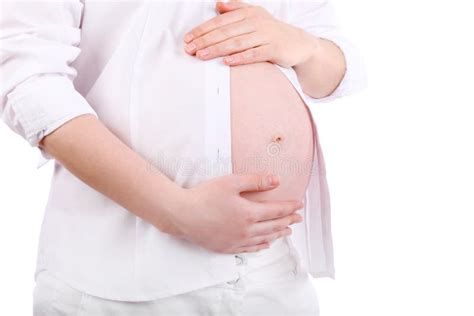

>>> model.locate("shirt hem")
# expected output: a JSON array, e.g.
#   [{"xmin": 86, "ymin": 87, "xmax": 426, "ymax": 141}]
[{"xmin": 35, "ymin": 267, "xmax": 239, "ymax": 302}]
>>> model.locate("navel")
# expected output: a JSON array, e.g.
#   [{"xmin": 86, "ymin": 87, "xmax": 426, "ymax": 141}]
[
  {"xmin": 272, "ymin": 134, "xmax": 284, "ymax": 143},
  {"xmin": 267, "ymin": 133, "xmax": 285, "ymax": 157}
]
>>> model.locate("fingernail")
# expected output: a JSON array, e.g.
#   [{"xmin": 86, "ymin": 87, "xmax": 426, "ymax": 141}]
[
  {"xmin": 267, "ymin": 175, "xmax": 278, "ymax": 186},
  {"xmin": 265, "ymin": 175, "xmax": 273, "ymax": 186},
  {"xmin": 184, "ymin": 33, "xmax": 194, "ymax": 42},
  {"xmin": 185, "ymin": 43, "xmax": 196, "ymax": 52},
  {"xmin": 197, "ymin": 49, "xmax": 209, "ymax": 57},
  {"xmin": 224, "ymin": 56, "xmax": 233, "ymax": 64}
]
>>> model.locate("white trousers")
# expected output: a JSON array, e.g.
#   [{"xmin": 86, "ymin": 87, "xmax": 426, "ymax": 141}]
[{"xmin": 33, "ymin": 237, "xmax": 320, "ymax": 315}]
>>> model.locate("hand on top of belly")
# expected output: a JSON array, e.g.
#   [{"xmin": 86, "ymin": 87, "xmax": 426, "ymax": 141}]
[
  {"xmin": 161, "ymin": 173, "xmax": 304, "ymax": 254},
  {"xmin": 183, "ymin": 1, "xmax": 317, "ymax": 67}
]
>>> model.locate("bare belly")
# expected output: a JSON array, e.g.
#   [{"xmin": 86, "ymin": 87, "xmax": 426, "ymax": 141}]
[{"xmin": 230, "ymin": 62, "xmax": 315, "ymax": 202}]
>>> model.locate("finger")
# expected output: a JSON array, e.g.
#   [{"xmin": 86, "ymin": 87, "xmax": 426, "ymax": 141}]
[
  {"xmin": 216, "ymin": 0, "xmax": 250, "ymax": 14},
  {"xmin": 243, "ymin": 226, "xmax": 293, "ymax": 246},
  {"xmin": 184, "ymin": 9, "xmax": 247, "ymax": 43},
  {"xmin": 185, "ymin": 19, "xmax": 256, "ymax": 55},
  {"xmin": 232, "ymin": 241, "xmax": 269, "ymax": 254},
  {"xmin": 254, "ymin": 200, "xmax": 304, "ymax": 222},
  {"xmin": 230, "ymin": 174, "xmax": 280, "ymax": 193},
  {"xmin": 223, "ymin": 45, "xmax": 272, "ymax": 65},
  {"xmin": 248, "ymin": 213, "xmax": 302, "ymax": 237},
  {"xmin": 195, "ymin": 32, "xmax": 262, "ymax": 60}
]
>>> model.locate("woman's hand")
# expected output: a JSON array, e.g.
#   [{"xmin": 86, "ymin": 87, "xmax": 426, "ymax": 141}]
[
  {"xmin": 160, "ymin": 173, "xmax": 304, "ymax": 254},
  {"xmin": 183, "ymin": 0, "xmax": 320, "ymax": 68}
]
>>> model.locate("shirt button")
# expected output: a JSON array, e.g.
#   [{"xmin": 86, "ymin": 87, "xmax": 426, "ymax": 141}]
[
  {"xmin": 235, "ymin": 255, "xmax": 244, "ymax": 265},
  {"xmin": 226, "ymin": 274, "xmax": 240, "ymax": 285}
]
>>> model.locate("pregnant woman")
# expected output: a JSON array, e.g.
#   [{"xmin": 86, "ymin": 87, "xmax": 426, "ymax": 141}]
[{"xmin": 0, "ymin": 0, "xmax": 365, "ymax": 314}]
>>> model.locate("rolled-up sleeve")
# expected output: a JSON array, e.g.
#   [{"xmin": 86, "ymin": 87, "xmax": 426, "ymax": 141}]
[
  {"xmin": 0, "ymin": 1, "xmax": 97, "ymax": 162},
  {"xmin": 285, "ymin": 0, "xmax": 368, "ymax": 104}
]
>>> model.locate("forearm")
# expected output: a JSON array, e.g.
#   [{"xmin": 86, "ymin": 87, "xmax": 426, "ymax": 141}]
[
  {"xmin": 293, "ymin": 31, "xmax": 347, "ymax": 99},
  {"xmin": 38, "ymin": 113, "xmax": 184, "ymax": 233}
]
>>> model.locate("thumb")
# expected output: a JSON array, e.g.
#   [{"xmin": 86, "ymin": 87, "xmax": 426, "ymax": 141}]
[{"xmin": 229, "ymin": 173, "xmax": 280, "ymax": 193}]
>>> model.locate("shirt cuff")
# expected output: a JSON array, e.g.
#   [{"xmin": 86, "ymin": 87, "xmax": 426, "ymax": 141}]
[
  {"xmin": 35, "ymin": 110, "xmax": 96, "ymax": 169},
  {"xmin": 315, "ymin": 33, "xmax": 368, "ymax": 103},
  {"xmin": 2, "ymin": 73, "xmax": 98, "ymax": 168},
  {"xmin": 276, "ymin": 34, "xmax": 368, "ymax": 107}
]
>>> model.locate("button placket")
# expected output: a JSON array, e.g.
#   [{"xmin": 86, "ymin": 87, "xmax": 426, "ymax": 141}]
[{"xmin": 226, "ymin": 255, "xmax": 246, "ymax": 285}]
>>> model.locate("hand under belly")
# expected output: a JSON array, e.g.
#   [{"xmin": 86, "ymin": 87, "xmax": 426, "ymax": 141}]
[{"xmin": 230, "ymin": 62, "xmax": 315, "ymax": 202}]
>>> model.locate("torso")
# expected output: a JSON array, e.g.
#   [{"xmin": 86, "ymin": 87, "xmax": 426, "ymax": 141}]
[{"xmin": 230, "ymin": 62, "xmax": 315, "ymax": 202}]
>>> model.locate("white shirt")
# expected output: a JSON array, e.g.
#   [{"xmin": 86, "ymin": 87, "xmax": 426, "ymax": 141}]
[{"xmin": 0, "ymin": 0, "xmax": 366, "ymax": 301}]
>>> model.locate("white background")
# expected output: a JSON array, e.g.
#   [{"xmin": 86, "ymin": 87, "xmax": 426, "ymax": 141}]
[{"xmin": 1, "ymin": 0, "xmax": 473, "ymax": 315}]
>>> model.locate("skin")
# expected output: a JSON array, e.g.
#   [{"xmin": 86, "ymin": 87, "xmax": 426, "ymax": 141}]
[
  {"xmin": 184, "ymin": 0, "xmax": 347, "ymax": 99},
  {"xmin": 230, "ymin": 62, "xmax": 314, "ymax": 204},
  {"xmin": 38, "ymin": 0, "xmax": 345, "ymax": 254},
  {"xmin": 39, "ymin": 114, "xmax": 304, "ymax": 254}
]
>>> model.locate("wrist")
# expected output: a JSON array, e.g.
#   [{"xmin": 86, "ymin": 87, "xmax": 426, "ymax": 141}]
[
  {"xmin": 135, "ymin": 165, "xmax": 189, "ymax": 237},
  {"xmin": 153, "ymin": 180, "xmax": 188, "ymax": 237},
  {"xmin": 293, "ymin": 28, "xmax": 322, "ymax": 69}
]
